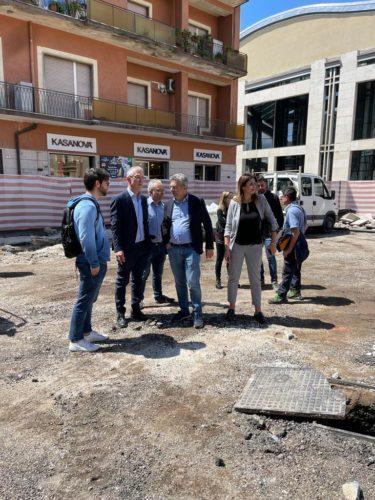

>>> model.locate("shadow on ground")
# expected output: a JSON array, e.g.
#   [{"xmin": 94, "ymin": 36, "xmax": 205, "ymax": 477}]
[
  {"xmin": 0, "ymin": 272, "xmax": 35, "ymax": 278},
  {"xmin": 0, "ymin": 308, "xmax": 27, "ymax": 336},
  {"xmin": 103, "ymin": 333, "xmax": 206, "ymax": 358},
  {"xmin": 267, "ymin": 315, "xmax": 335, "ymax": 330}
]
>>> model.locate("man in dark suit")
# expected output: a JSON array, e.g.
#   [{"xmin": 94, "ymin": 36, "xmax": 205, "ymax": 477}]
[
  {"xmin": 110, "ymin": 166, "xmax": 151, "ymax": 327},
  {"xmin": 162, "ymin": 173, "xmax": 214, "ymax": 329}
]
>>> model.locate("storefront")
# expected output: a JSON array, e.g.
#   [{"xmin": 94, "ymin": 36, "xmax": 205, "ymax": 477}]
[
  {"xmin": 47, "ymin": 133, "xmax": 97, "ymax": 177},
  {"xmin": 193, "ymin": 148, "xmax": 222, "ymax": 181},
  {"xmin": 133, "ymin": 142, "xmax": 170, "ymax": 179}
]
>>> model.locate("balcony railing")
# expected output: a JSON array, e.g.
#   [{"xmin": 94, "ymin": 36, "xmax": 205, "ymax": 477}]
[
  {"xmin": 0, "ymin": 81, "xmax": 244, "ymax": 141},
  {"xmin": 21, "ymin": 0, "xmax": 247, "ymax": 72}
]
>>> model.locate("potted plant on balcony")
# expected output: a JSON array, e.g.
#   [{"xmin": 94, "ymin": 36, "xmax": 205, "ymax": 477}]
[
  {"xmin": 214, "ymin": 51, "xmax": 224, "ymax": 63},
  {"xmin": 48, "ymin": 0, "xmax": 60, "ymax": 12},
  {"xmin": 197, "ymin": 33, "xmax": 213, "ymax": 59},
  {"xmin": 66, "ymin": 1, "xmax": 86, "ymax": 19},
  {"xmin": 175, "ymin": 28, "xmax": 192, "ymax": 53}
]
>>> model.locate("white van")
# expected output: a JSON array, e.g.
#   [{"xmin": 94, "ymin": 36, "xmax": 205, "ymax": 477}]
[{"xmin": 263, "ymin": 172, "xmax": 338, "ymax": 232}]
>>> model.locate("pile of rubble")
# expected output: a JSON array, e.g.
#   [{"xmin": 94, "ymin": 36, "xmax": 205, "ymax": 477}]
[{"xmin": 338, "ymin": 212, "xmax": 375, "ymax": 230}]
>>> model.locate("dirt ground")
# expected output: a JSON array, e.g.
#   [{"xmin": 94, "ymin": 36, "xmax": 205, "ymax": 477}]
[{"xmin": 0, "ymin": 229, "xmax": 374, "ymax": 500}]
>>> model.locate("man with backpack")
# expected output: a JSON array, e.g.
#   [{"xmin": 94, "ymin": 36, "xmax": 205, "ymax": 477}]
[
  {"xmin": 269, "ymin": 186, "xmax": 309, "ymax": 304},
  {"xmin": 66, "ymin": 168, "xmax": 111, "ymax": 352}
]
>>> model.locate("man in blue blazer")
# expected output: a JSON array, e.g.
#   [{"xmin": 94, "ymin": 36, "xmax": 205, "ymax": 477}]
[
  {"xmin": 162, "ymin": 173, "xmax": 214, "ymax": 329},
  {"xmin": 110, "ymin": 166, "xmax": 151, "ymax": 327}
]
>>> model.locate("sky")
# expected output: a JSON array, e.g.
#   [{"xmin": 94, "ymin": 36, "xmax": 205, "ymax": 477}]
[{"xmin": 240, "ymin": 0, "xmax": 359, "ymax": 30}]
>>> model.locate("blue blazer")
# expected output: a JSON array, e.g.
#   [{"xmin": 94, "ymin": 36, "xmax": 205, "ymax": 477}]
[
  {"xmin": 110, "ymin": 190, "xmax": 150, "ymax": 253},
  {"xmin": 162, "ymin": 194, "xmax": 214, "ymax": 255}
]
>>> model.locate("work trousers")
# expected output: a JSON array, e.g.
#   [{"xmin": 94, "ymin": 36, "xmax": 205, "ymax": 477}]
[
  {"xmin": 278, "ymin": 251, "xmax": 302, "ymax": 297},
  {"xmin": 227, "ymin": 242, "xmax": 262, "ymax": 308}
]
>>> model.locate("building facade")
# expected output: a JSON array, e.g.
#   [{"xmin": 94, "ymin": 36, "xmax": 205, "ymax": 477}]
[
  {"xmin": 0, "ymin": 0, "xmax": 246, "ymax": 181},
  {"xmin": 238, "ymin": 1, "xmax": 375, "ymax": 181}
]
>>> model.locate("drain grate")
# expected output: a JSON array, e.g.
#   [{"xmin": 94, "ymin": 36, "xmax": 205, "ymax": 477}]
[{"xmin": 235, "ymin": 367, "xmax": 347, "ymax": 419}]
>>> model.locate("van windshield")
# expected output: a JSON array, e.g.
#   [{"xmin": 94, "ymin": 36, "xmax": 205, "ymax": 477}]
[{"xmin": 267, "ymin": 177, "xmax": 295, "ymax": 194}]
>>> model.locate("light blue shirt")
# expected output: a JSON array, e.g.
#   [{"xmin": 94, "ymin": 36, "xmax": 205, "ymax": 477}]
[
  {"xmin": 69, "ymin": 194, "xmax": 110, "ymax": 268},
  {"xmin": 170, "ymin": 195, "xmax": 191, "ymax": 245},
  {"xmin": 284, "ymin": 202, "xmax": 306, "ymax": 234},
  {"xmin": 127, "ymin": 187, "xmax": 144, "ymax": 243},
  {"xmin": 147, "ymin": 196, "xmax": 164, "ymax": 243}
]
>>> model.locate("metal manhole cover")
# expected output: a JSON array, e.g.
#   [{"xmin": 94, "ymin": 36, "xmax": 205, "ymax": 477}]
[{"xmin": 235, "ymin": 367, "xmax": 346, "ymax": 419}]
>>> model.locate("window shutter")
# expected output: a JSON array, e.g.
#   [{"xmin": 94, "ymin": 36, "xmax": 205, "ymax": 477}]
[
  {"xmin": 128, "ymin": 82, "xmax": 147, "ymax": 107},
  {"xmin": 43, "ymin": 56, "xmax": 74, "ymax": 94},
  {"xmin": 128, "ymin": 1, "xmax": 148, "ymax": 17},
  {"xmin": 188, "ymin": 95, "xmax": 197, "ymax": 116},
  {"xmin": 76, "ymin": 62, "xmax": 92, "ymax": 97}
]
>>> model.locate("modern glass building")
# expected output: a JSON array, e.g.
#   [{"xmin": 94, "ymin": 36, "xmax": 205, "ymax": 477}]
[{"xmin": 238, "ymin": 1, "xmax": 375, "ymax": 181}]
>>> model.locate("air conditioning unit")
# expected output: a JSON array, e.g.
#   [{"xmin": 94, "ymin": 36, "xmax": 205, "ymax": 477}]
[
  {"xmin": 166, "ymin": 78, "xmax": 175, "ymax": 94},
  {"xmin": 14, "ymin": 82, "xmax": 34, "ymax": 112}
]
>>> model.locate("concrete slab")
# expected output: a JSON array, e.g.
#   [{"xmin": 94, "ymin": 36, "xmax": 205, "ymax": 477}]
[{"xmin": 235, "ymin": 367, "xmax": 347, "ymax": 420}]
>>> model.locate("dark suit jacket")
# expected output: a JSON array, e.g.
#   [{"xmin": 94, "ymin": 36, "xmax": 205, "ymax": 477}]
[
  {"xmin": 162, "ymin": 194, "xmax": 214, "ymax": 255},
  {"xmin": 110, "ymin": 190, "xmax": 150, "ymax": 253}
]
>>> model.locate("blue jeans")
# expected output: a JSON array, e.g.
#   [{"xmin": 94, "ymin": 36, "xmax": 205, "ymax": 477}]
[
  {"xmin": 69, "ymin": 261, "xmax": 107, "ymax": 342},
  {"xmin": 261, "ymin": 237, "xmax": 277, "ymax": 283},
  {"xmin": 142, "ymin": 243, "xmax": 167, "ymax": 299},
  {"xmin": 168, "ymin": 245, "xmax": 202, "ymax": 316}
]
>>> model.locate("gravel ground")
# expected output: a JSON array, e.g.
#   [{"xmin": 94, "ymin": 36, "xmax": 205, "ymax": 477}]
[{"xmin": 0, "ymin": 229, "xmax": 374, "ymax": 499}]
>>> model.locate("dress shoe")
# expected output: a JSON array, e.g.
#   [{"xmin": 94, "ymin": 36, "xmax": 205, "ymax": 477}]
[
  {"xmin": 155, "ymin": 295, "xmax": 175, "ymax": 304},
  {"xmin": 131, "ymin": 309, "xmax": 148, "ymax": 321},
  {"xmin": 117, "ymin": 314, "xmax": 127, "ymax": 329}
]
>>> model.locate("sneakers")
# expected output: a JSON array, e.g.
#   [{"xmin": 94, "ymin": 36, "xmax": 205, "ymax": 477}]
[
  {"xmin": 84, "ymin": 330, "xmax": 109, "ymax": 342},
  {"xmin": 155, "ymin": 295, "xmax": 175, "ymax": 304},
  {"xmin": 225, "ymin": 308, "xmax": 235, "ymax": 321},
  {"xmin": 193, "ymin": 316, "xmax": 204, "ymax": 329},
  {"xmin": 254, "ymin": 312, "xmax": 267, "ymax": 325},
  {"xmin": 117, "ymin": 313, "xmax": 127, "ymax": 329},
  {"xmin": 287, "ymin": 289, "xmax": 302, "ymax": 300},
  {"xmin": 172, "ymin": 310, "xmax": 191, "ymax": 322},
  {"xmin": 268, "ymin": 293, "xmax": 288, "ymax": 304},
  {"xmin": 69, "ymin": 339, "xmax": 100, "ymax": 352},
  {"xmin": 215, "ymin": 279, "xmax": 223, "ymax": 290}
]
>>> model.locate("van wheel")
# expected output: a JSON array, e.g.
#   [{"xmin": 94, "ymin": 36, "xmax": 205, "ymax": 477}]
[{"xmin": 323, "ymin": 214, "xmax": 335, "ymax": 233}]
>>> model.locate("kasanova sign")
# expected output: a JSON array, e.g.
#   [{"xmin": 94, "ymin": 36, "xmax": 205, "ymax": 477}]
[
  {"xmin": 47, "ymin": 134, "xmax": 97, "ymax": 153},
  {"xmin": 134, "ymin": 143, "xmax": 170, "ymax": 159},
  {"xmin": 194, "ymin": 149, "xmax": 222, "ymax": 163}
]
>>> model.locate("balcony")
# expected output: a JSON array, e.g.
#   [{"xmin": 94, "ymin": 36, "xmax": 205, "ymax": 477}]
[
  {"xmin": 16, "ymin": 0, "xmax": 247, "ymax": 74},
  {"xmin": 0, "ymin": 81, "xmax": 244, "ymax": 142}
]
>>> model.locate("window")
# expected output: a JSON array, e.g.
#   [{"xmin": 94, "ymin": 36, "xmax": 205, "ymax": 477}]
[
  {"xmin": 301, "ymin": 176, "xmax": 312, "ymax": 196},
  {"xmin": 246, "ymin": 73, "xmax": 310, "ymax": 94},
  {"xmin": 43, "ymin": 55, "xmax": 92, "ymax": 118},
  {"xmin": 245, "ymin": 158, "xmax": 268, "ymax": 173},
  {"xmin": 354, "ymin": 81, "xmax": 375, "ymax": 140},
  {"xmin": 194, "ymin": 164, "xmax": 220, "ymax": 181},
  {"xmin": 188, "ymin": 94, "xmax": 210, "ymax": 132},
  {"xmin": 188, "ymin": 23, "xmax": 209, "ymax": 37},
  {"xmin": 128, "ymin": 0, "xmax": 149, "ymax": 17},
  {"xmin": 276, "ymin": 155, "xmax": 305, "ymax": 172},
  {"xmin": 350, "ymin": 150, "xmax": 375, "ymax": 180},
  {"xmin": 134, "ymin": 160, "xmax": 169, "ymax": 179},
  {"xmin": 245, "ymin": 95, "xmax": 308, "ymax": 151},
  {"xmin": 314, "ymin": 178, "xmax": 330, "ymax": 199},
  {"xmin": 44, "ymin": 55, "xmax": 92, "ymax": 96},
  {"xmin": 128, "ymin": 82, "xmax": 148, "ymax": 107},
  {"xmin": 268, "ymin": 177, "xmax": 295, "ymax": 195},
  {"xmin": 49, "ymin": 154, "xmax": 94, "ymax": 177}
]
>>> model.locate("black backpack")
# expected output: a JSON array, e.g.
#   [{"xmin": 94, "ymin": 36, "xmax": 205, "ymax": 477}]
[{"xmin": 61, "ymin": 197, "xmax": 101, "ymax": 259}]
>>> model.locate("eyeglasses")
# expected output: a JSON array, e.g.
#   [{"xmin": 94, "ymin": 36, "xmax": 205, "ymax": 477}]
[{"xmin": 131, "ymin": 175, "xmax": 144, "ymax": 180}]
